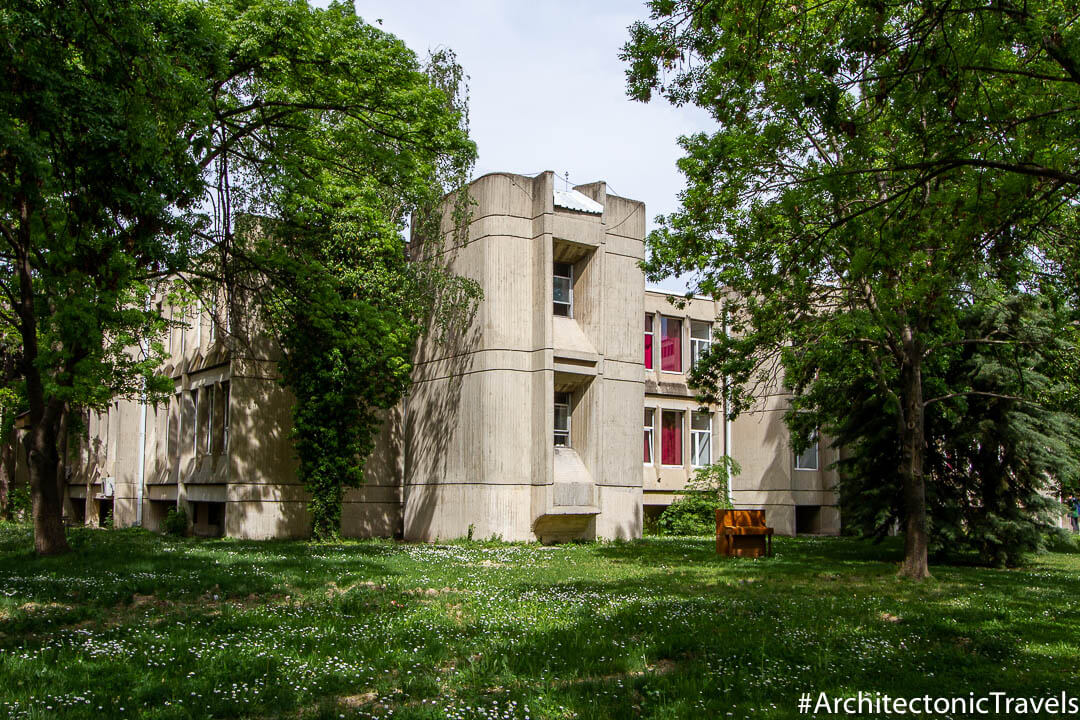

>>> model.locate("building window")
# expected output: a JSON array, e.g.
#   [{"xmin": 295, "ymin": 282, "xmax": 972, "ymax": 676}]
[
  {"xmin": 691, "ymin": 411, "xmax": 711, "ymax": 467},
  {"xmin": 190, "ymin": 389, "xmax": 198, "ymax": 454},
  {"xmin": 95, "ymin": 410, "xmax": 107, "ymax": 464},
  {"xmin": 794, "ymin": 433, "xmax": 819, "ymax": 470},
  {"xmin": 204, "ymin": 386, "xmax": 214, "ymax": 454},
  {"xmin": 690, "ymin": 320, "xmax": 711, "ymax": 369},
  {"xmin": 209, "ymin": 295, "xmax": 217, "ymax": 343},
  {"xmin": 554, "ymin": 391, "xmax": 571, "ymax": 447},
  {"xmin": 553, "ymin": 262, "xmax": 573, "ymax": 317},
  {"xmin": 213, "ymin": 381, "xmax": 230, "ymax": 454},
  {"xmin": 643, "ymin": 408, "xmax": 655, "ymax": 464},
  {"xmin": 169, "ymin": 392, "xmax": 181, "ymax": 463},
  {"xmin": 661, "ymin": 317, "xmax": 681, "ymax": 372},
  {"xmin": 108, "ymin": 402, "xmax": 118, "ymax": 464},
  {"xmin": 644, "ymin": 315, "xmax": 653, "ymax": 369},
  {"xmin": 222, "ymin": 381, "xmax": 230, "ymax": 452},
  {"xmin": 661, "ymin": 409, "xmax": 683, "ymax": 466}
]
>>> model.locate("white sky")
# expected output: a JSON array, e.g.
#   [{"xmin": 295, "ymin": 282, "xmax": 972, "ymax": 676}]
[{"xmin": 350, "ymin": 0, "xmax": 713, "ymax": 293}]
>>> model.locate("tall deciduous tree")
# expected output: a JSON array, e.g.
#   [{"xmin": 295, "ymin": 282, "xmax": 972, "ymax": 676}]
[
  {"xmin": 0, "ymin": 0, "xmax": 214, "ymax": 554},
  {"xmin": 623, "ymin": 0, "xmax": 1079, "ymax": 577},
  {"xmin": 196, "ymin": 3, "xmax": 479, "ymax": 538},
  {"xmin": 2, "ymin": 0, "xmax": 479, "ymax": 551},
  {"xmin": 802, "ymin": 289, "xmax": 1080, "ymax": 567}
]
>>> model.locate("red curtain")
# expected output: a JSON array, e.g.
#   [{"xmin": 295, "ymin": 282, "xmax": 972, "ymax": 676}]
[
  {"xmin": 661, "ymin": 411, "xmax": 681, "ymax": 465},
  {"xmin": 661, "ymin": 318, "xmax": 681, "ymax": 371},
  {"xmin": 645, "ymin": 332, "xmax": 653, "ymax": 369}
]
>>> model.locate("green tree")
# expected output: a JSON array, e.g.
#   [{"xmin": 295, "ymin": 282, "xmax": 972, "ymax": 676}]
[
  {"xmin": 623, "ymin": 1, "xmax": 1079, "ymax": 577},
  {"xmin": 0, "ymin": 0, "xmax": 215, "ymax": 553},
  {"xmin": 814, "ymin": 290, "xmax": 1080, "ymax": 567},
  {"xmin": 2, "ymin": 0, "xmax": 479, "ymax": 552},
  {"xmin": 197, "ymin": 3, "xmax": 479, "ymax": 538}
]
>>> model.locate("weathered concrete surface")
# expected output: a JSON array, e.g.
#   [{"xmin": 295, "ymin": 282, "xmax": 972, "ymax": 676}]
[{"xmin": 57, "ymin": 170, "xmax": 838, "ymax": 541}]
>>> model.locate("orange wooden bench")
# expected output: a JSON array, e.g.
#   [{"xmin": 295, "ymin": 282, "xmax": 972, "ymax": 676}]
[{"xmin": 716, "ymin": 509, "xmax": 774, "ymax": 558}]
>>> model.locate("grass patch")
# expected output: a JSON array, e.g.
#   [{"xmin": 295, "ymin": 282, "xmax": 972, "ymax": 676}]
[{"xmin": 0, "ymin": 524, "xmax": 1078, "ymax": 718}]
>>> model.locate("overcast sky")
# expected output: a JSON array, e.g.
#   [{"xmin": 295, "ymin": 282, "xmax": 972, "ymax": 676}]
[{"xmin": 350, "ymin": 0, "xmax": 713, "ymax": 292}]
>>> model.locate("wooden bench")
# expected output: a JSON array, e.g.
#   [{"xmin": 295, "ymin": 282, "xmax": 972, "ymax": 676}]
[{"xmin": 716, "ymin": 509, "xmax": 774, "ymax": 558}]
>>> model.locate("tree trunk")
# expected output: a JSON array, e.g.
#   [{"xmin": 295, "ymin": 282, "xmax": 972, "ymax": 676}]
[
  {"xmin": 14, "ymin": 193, "xmax": 69, "ymax": 555},
  {"xmin": 0, "ymin": 422, "xmax": 11, "ymax": 520},
  {"xmin": 24, "ymin": 407, "xmax": 68, "ymax": 555},
  {"xmin": 897, "ymin": 346, "xmax": 930, "ymax": 579}
]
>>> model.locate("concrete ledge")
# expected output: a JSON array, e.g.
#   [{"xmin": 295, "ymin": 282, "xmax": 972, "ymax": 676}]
[{"xmin": 543, "ymin": 505, "xmax": 600, "ymax": 516}]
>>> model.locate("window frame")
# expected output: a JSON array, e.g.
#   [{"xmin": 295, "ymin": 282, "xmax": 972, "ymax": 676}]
[
  {"xmin": 690, "ymin": 410, "xmax": 712, "ymax": 468},
  {"xmin": 644, "ymin": 314, "xmax": 654, "ymax": 370},
  {"xmin": 553, "ymin": 261, "xmax": 573, "ymax": 318},
  {"xmin": 660, "ymin": 316, "xmax": 682, "ymax": 373},
  {"xmin": 794, "ymin": 432, "xmax": 820, "ymax": 471},
  {"xmin": 643, "ymin": 408, "xmax": 655, "ymax": 465},
  {"xmin": 209, "ymin": 295, "xmax": 217, "ymax": 343},
  {"xmin": 190, "ymin": 388, "xmax": 198, "ymax": 455},
  {"xmin": 660, "ymin": 409, "xmax": 684, "ymax": 467},
  {"xmin": 554, "ymin": 391, "xmax": 571, "ymax": 447},
  {"xmin": 690, "ymin": 320, "xmax": 712, "ymax": 370},
  {"xmin": 205, "ymin": 386, "xmax": 214, "ymax": 455},
  {"xmin": 108, "ymin": 402, "xmax": 118, "ymax": 464},
  {"xmin": 222, "ymin": 381, "xmax": 230, "ymax": 452},
  {"xmin": 170, "ymin": 392, "xmax": 181, "ymax": 464}
]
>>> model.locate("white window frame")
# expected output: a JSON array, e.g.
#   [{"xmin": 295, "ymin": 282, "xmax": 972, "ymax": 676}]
[
  {"xmin": 643, "ymin": 408, "xmax": 655, "ymax": 465},
  {"xmin": 644, "ymin": 314, "xmax": 654, "ymax": 370},
  {"xmin": 690, "ymin": 320, "xmax": 712, "ymax": 370},
  {"xmin": 794, "ymin": 432, "xmax": 820, "ymax": 471},
  {"xmin": 691, "ymin": 410, "xmax": 712, "ymax": 468},
  {"xmin": 554, "ymin": 391, "xmax": 571, "ymax": 447},
  {"xmin": 660, "ymin": 409, "xmax": 684, "ymax": 468},
  {"xmin": 660, "ymin": 316, "xmax": 682, "ymax": 374},
  {"xmin": 553, "ymin": 262, "xmax": 573, "ymax": 318}
]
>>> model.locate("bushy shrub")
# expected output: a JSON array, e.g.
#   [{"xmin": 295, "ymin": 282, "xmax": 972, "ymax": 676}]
[
  {"xmin": 163, "ymin": 507, "xmax": 188, "ymax": 537},
  {"xmin": 657, "ymin": 457, "xmax": 740, "ymax": 536},
  {"xmin": 5, "ymin": 485, "xmax": 30, "ymax": 521}
]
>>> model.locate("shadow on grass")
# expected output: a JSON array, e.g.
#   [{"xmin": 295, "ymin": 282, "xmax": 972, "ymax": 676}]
[{"xmin": 2, "ymin": 526, "xmax": 1079, "ymax": 720}]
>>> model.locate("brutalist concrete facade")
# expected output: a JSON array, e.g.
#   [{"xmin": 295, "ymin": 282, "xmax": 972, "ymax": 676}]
[
  {"xmin": 60, "ymin": 170, "xmax": 839, "ymax": 540},
  {"xmin": 404, "ymin": 171, "xmax": 646, "ymax": 542},
  {"xmin": 641, "ymin": 293, "xmax": 841, "ymax": 536}
]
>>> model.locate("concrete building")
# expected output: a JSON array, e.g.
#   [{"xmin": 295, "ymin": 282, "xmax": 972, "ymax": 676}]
[
  {"xmin": 62, "ymin": 170, "xmax": 839, "ymax": 540},
  {"xmin": 641, "ymin": 291, "xmax": 840, "ymax": 535}
]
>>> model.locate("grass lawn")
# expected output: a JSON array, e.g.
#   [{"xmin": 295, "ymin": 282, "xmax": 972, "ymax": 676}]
[{"xmin": 0, "ymin": 524, "xmax": 1078, "ymax": 719}]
